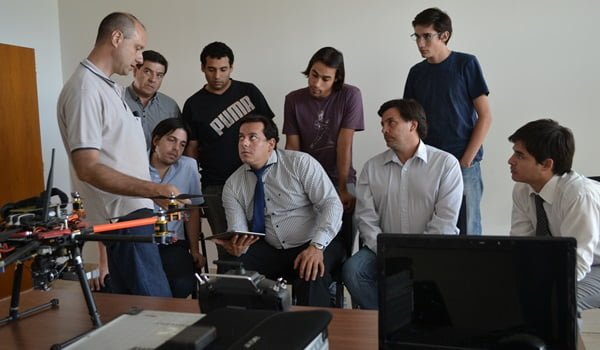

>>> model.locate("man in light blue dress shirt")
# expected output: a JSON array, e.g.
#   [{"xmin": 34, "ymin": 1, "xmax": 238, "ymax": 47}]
[
  {"xmin": 149, "ymin": 118, "xmax": 204, "ymax": 298},
  {"xmin": 342, "ymin": 99, "xmax": 463, "ymax": 309},
  {"xmin": 217, "ymin": 115, "xmax": 344, "ymax": 306}
]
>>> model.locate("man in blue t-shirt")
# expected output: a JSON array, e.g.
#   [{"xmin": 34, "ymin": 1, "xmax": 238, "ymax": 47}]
[{"xmin": 403, "ymin": 7, "xmax": 493, "ymax": 235}]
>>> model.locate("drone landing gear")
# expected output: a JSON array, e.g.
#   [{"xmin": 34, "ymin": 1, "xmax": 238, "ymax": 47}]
[
  {"xmin": 70, "ymin": 245, "xmax": 102, "ymax": 327},
  {"xmin": 0, "ymin": 262, "xmax": 59, "ymax": 326},
  {"xmin": 0, "ymin": 244, "xmax": 102, "ymax": 331},
  {"xmin": 49, "ymin": 245, "xmax": 103, "ymax": 350}
]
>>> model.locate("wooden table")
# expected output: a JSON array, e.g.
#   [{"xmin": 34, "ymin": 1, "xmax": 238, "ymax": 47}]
[{"xmin": 0, "ymin": 280, "xmax": 377, "ymax": 350}]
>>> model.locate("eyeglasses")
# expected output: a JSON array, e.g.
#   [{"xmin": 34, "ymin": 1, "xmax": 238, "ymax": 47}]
[{"xmin": 410, "ymin": 32, "xmax": 441, "ymax": 42}]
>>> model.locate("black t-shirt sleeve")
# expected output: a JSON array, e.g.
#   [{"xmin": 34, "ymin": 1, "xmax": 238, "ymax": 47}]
[
  {"xmin": 249, "ymin": 83, "xmax": 275, "ymax": 119},
  {"xmin": 182, "ymin": 97, "xmax": 199, "ymax": 141}
]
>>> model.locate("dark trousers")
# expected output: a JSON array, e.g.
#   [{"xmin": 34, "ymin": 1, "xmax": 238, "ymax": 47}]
[
  {"xmin": 105, "ymin": 209, "xmax": 172, "ymax": 297},
  {"xmin": 202, "ymin": 184, "xmax": 235, "ymax": 271},
  {"xmin": 159, "ymin": 240, "xmax": 196, "ymax": 298},
  {"xmin": 239, "ymin": 239, "xmax": 345, "ymax": 307},
  {"xmin": 578, "ymin": 265, "xmax": 600, "ymax": 311}
]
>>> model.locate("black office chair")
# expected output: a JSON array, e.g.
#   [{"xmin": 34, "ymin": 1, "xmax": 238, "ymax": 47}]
[
  {"xmin": 330, "ymin": 210, "xmax": 356, "ymax": 308},
  {"xmin": 197, "ymin": 205, "xmax": 210, "ymax": 274},
  {"xmin": 457, "ymin": 195, "xmax": 467, "ymax": 235}
]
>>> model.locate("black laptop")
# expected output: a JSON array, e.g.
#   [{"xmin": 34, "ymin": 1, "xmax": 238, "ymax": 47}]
[{"xmin": 377, "ymin": 234, "xmax": 577, "ymax": 350}]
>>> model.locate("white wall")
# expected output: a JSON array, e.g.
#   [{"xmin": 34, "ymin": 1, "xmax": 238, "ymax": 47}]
[
  {"xmin": 53, "ymin": 0, "xmax": 600, "ymax": 238},
  {"xmin": 0, "ymin": 0, "xmax": 68, "ymax": 194}
]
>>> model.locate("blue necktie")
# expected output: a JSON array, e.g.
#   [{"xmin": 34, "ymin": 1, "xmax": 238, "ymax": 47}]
[{"xmin": 251, "ymin": 164, "xmax": 271, "ymax": 233}]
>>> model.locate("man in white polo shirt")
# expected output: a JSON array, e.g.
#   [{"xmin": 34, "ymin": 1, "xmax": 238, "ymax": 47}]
[{"xmin": 57, "ymin": 12, "xmax": 179, "ymax": 296}]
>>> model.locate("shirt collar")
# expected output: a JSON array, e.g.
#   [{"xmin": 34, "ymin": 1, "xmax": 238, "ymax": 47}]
[
  {"xmin": 80, "ymin": 59, "xmax": 116, "ymax": 86},
  {"xmin": 127, "ymin": 84, "xmax": 159, "ymax": 104},
  {"xmin": 382, "ymin": 140, "xmax": 428, "ymax": 165},
  {"xmin": 149, "ymin": 151, "xmax": 182, "ymax": 181},
  {"xmin": 244, "ymin": 149, "xmax": 279, "ymax": 172},
  {"xmin": 529, "ymin": 174, "xmax": 560, "ymax": 205},
  {"xmin": 413, "ymin": 141, "xmax": 428, "ymax": 162}
]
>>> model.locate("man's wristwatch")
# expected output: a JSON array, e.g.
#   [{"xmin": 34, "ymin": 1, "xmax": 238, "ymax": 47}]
[{"xmin": 310, "ymin": 242, "xmax": 325, "ymax": 250}]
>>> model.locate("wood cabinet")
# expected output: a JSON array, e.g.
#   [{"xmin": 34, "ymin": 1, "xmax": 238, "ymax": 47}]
[{"xmin": 0, "ymin": 43, "xmax": 44, "ymax": 298}]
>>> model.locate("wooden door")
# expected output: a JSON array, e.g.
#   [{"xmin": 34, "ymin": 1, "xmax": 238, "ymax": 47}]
[{"xmin": 0, "ymin": 43, "xmax": 44, "ymax": 298}]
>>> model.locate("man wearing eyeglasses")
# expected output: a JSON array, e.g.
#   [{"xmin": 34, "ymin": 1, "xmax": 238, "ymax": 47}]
[
  {"xmin": 403, "ymin": 7, "xmax": 492, "ymax": 235},
  {"xmin": 125, "ymin": 50, "xmax": 181, "ymax": 149}
]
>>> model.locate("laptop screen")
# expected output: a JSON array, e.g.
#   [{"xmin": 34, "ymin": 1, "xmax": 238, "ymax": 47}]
[{"xmin": 377, "ymin": 234, "xmax": 577, "ymax": 350}]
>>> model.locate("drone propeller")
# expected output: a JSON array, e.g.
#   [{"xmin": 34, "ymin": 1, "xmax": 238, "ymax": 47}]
[
  {"xmin": 149, "ymin": 193, "xmax": 217, "ymax": 200},
  {"xmin": 181, "ymin": 204, "xmax": 209, "ymax": 210}
]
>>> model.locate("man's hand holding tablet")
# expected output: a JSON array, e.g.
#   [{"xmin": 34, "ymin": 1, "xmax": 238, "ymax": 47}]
[{"xmin": 208, "ymin": 231, "xmax": 264, "ymax": 257}]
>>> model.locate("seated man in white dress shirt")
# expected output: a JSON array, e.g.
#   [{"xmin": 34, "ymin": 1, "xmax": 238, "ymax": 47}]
[
  {"xmin": 342, "ymin": 99, "xmax": 463, "ymax": 309},
  {"xmin": 215, "ymin": 114, "xmax": 344, "ymax": 306},
  {"xmin": 508, "ymin": 118, "xmax": 600, "ymax": 311}
]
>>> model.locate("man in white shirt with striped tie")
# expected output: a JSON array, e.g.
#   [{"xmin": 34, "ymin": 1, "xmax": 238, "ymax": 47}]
[
  {"xmin": 508, "ymin": 118, "xmax": 600, "ymax": 311},
  {"xmin": 217, "ymin": 114, "xmax": 344, "ymax": 306}
]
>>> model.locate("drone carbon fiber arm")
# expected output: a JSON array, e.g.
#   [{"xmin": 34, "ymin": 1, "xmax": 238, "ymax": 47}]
[{"xmin": 0, "ymin": 240, "xmax": 41, "ymax": 269}]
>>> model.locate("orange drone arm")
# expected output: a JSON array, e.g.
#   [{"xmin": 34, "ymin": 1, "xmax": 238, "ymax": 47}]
[{"xmin": 92, "ymin": 217, "xmax": 157, "ymax": 233}]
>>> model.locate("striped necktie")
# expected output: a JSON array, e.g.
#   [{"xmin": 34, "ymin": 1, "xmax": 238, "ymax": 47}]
[{"xmin": 534, "ymin": 194, "xmax": 552, "ymax": 237}]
